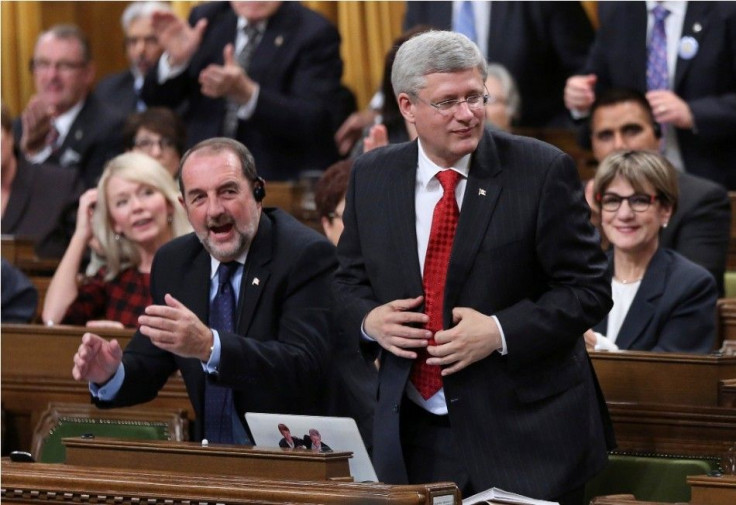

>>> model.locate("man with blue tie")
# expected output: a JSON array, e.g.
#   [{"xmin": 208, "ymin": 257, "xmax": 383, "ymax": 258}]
[{"xmin": 72, "ymin": 137, "xmax": 336, "ymax": 443}]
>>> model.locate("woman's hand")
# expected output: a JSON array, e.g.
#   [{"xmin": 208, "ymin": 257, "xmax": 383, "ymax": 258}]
[{"xmin": 74, "ymin": 189, "xmax": 98, "ymax": 242}]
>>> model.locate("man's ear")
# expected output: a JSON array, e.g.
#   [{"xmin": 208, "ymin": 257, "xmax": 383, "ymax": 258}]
[{"xmin": 397, "ymin": 93, "xmax": 416, "ymax": 124}]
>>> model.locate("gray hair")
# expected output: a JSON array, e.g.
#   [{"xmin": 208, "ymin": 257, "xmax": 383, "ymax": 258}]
[
  {"xmin": 121, "ymin": 1, "xmax": 172, "ymax": 31},
  {"xmin": 179, "ymin": 137, "xmax": 259, "ymax": 195},
  {"xmin": 38, "ymin": 25, "xmax": 91, "ymax": 63},
  {"xmin": 391, "ymin": 30, "xmax": 487, "ymax": 98},
  {"xmin": 486, "ymin": 63, "xmax": 521, "ymax": 121}
]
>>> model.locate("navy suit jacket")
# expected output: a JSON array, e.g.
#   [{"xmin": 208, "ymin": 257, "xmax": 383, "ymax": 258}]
[
  {"xmin": 661, "ymin": 172, "xmax": 730, "ymax": 296},
  {"xmin": 594, "ymin": 248, "xmax": 717, "ymax": 354},
  {"xmin": 404, "ymin": 1, "xmax": 594, "ymax": 127},
  {"xmin": 2, "ymin": 157, "xmax": 83, "ymax": 259},
  {"xmin": 95, "ymin": 70, "xmax": 139, "ymax": 117},
  {"xmin": 585, "ymin": 1, "xmax": 736, "ymax": 188},
  {"xmin": 94, "ymin": 209, "xmax": 336, "ymax": 440},
  {"xmin": 13, "ymin": 94, "xmax": 124, "ymax": 188},
  {"xmin": 335, "ymin": 130, "xmax": 614, "ymax": 499},
  {"xmin": 142, "ymin": 2, "xmax": 345, "ymax": 181}
]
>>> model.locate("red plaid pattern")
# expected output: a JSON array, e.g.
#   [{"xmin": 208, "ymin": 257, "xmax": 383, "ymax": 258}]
[
  {"xmin": 62, "ymin": 267, "xmax": 151, "ymax": 328},
  {"xmin": 410, "ymin": 170, "xmax": 461, "ymax": 399}
]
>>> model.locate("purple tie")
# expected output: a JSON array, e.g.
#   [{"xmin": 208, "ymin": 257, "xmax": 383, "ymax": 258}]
[
  {"xmin": 647, "ymin": 5, "xmax": 670, "ymax": 91},
  {"xmin": 204, "ymin": 261, "xmax": 238, "ymax": 443}
]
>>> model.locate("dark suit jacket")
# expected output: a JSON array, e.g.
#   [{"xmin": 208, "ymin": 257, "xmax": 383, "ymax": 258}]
[
  {"xmin": 1, "ymin": 157, "xmax": 83, "ymax": 259},
  {"xmin": 1, "ymin": 258, "xmax": 38, "ymax": 323},
  {"xmin": 13, "ymin": 94, "xmax": 125, "ymax": 188},
  {"xmin": 95, "ymin": 70, "xmax": 139, "ymax": 117},
  {"xmin": 594, "ymin": 248, "xmax": 717, "ymax": 354},
  {"xmin": 585, "ymin": 1, "xmax": 736, "ymax": 188},
  {"xmin": 94, "ymin": 209, "xmax": 336, "ymax": 440},
  {"xmin": 334, "ymin": 130, "xmax": 614, "ymax": 499},
  {"xmin": 142, "ymin": 2, "xmax": 346, "ymax": 181},
  {"xmin": 404, "ymin": 1, "xmax": 594, "ymax": 127},
  {"xmin": 661, "ymin": 172, "xmax": 730, "ymax": 296}
]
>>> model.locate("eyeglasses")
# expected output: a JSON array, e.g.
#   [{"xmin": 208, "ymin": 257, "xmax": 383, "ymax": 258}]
[
  {"xmin": 597, "ymin": 192, "xmax": 659, "ymax": 212},
  {"xmin": 328, "ymin": 211, "xmax": 343, "ymax": 221},
  {"xmin": 30, "ymin": 58, "xmax": 87, "ymax": 73},
  {"xmin": 485, "ymin": 95, "xmax": 507, "ymax": 105},
  {"xmin": 124, "ymin": 35, "xmax": 159, "ymax": 47},
  {"xmin": 414, "ymin": 94, "xmax": 489, "ymax": 115},
  {"xmin": 134, "ymin": 137, "xmax": 176, "ymax": 152}
]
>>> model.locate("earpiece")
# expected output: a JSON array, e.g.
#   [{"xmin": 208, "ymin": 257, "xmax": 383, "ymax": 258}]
[{"xmin": 253, "ymin": 176, "xmax": 266, "ymax": 202}]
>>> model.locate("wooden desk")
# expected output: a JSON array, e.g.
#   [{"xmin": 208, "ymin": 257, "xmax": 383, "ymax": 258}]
[
  {"xmin": 590, "ymin": 351, "xmax": 736, "ymax": 407},
  {"xmin": 688, "ymin": 474, "xmax": 736, "ymax": 505},
  {"xmin": 1, "ymin": 235, "xmax": 59, "ymax": 276},
  {"xmin": 0, "ymin": 459, "xmax": 461, "ymax": 505},
  {"xmin": 1, "ymin": 324, "xmax": 191, "ymax": 453},
  {"xmin": 63, "ymin": 437, "xmax": 352, "ymax": 482}
]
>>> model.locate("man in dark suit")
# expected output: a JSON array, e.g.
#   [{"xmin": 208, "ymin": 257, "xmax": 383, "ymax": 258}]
[
  {"xmin": 403, "ymin": 1, "xmax": 594, "ymax": 128},
  {"xmin": 141, "ymin": 1, "xmax": 348, "ymax": 181},
  {"xmin": 334, "ymin": 31, "xmax": 613, "ymax": 504},
  {"xmin": 585, "ymin": 88, "xmax": 731, "ymax": 296},
  {"xmin": 2, "ymin": 103, "xmax": 82, "ymax": 259},
  {"xmin": 14, "ymin": 25, "xmax": 124, "ymax": 188},
  {"xmin": 565, "ymin": 1, "xmax": 736, "ymax": 189},
  {"xmin": 95, "ymin": 2, "xmax": 170, "ymax": 116},
  {"xmin": 72, "ymin": 138, "xmax": 336, "ymax": 442}
]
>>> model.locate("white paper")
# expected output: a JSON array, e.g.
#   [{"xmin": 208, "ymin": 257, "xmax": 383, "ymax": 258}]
[{"xmin": 462, "ymin": 487, "xmax": 559, "ymax": 505}]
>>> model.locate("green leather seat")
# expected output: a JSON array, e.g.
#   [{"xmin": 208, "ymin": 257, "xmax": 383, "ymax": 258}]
[
  {"xmin": 38, "ymin": 417, "xmax": 173, "ymax": 463},
  {"xmin": 584, "ymin": 452, "xmax": 721, "ymax": 503}
]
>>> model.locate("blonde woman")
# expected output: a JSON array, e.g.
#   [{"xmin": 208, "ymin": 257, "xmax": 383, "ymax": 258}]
[{"xmin": 42, "ymin": 152, "xmax": 190, "ymax": 328}]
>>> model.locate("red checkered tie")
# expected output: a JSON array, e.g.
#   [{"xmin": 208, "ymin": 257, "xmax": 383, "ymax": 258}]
[{"xmin": 410, "ymin": 169, "xmax": 461, "ymax": 399}]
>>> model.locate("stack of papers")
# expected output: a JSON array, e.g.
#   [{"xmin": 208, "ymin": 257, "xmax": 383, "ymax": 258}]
[{"xmin": 462, "ymin": 487, "xmax": 559, "ymax": 505}]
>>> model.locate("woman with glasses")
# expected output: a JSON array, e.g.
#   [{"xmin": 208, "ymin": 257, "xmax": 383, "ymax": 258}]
[
  {"xmin": 585, "ymin": 150, "xmax": 717, "ymax": 353},
  {"xmin": 42, "ymin": 152, "xmax": 190, "ymax": 328},
  {"xmin": 122, "ymin": 107, "xmax": 186, "ymax": 178}
]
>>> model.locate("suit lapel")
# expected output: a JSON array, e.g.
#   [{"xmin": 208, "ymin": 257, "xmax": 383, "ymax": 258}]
[
  {"xmin": 444, "ymin": 131, "xmax": 503, "ymax": 320},
  {"xmin": 236, "ymin": 212, "xmax": 272, "ymax": 335},
  {"xmin": 1, "ymin": 162, "xmax": 34, "ymax": 231},
  {"xmin": 629, "ymin": 3, "xmax": 649, "ymax": 91},
  {"xmin": 389, "ymin": 143, "xmax": 424, "ymax": 295},
  {"xmin": 615, "ymin": 249, "xmax": 667, "ymax": 349},
  {"xmin": 249, "ymin": 3, "xmax": 292, "ymax": 80},
  {"xmin": 674, "ymin": 2, "xmax": 711, "ymax": 89}
]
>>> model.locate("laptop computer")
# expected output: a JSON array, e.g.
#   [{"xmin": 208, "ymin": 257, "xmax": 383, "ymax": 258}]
[{"xmin": 245, "ymin": 412, "xmax": 378, "ymax": 482}]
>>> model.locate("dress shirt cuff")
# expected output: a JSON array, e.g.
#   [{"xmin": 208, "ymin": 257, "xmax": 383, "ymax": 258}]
[
  {"xmin": 25, "ymin": 146, "xmax": 52, "ymax": 164},
  {"xmin": 90, "ymin": 363, "xmax": 126, "ymax": 400},
  {"xmin": 360, "ymin": 316, "xmax": 376, "ymax": 342},
  {"xmin": 157, "ymin": 52, "xmax": 189, "ymax": 83},
  {"xmin": 236, "ymin": 83, "xmax": 260, "ymax": 120},
  {"xmin": 202, "ymin": 329, "xmax": 222, "ymax": 373},
  {"xmin": 492, "ymin": 315, "xmax": 508, "ymax": 355},
  {"xmin": 594, "ymin": 332, "xmax": 619, "ymax": 352},
  {"xmin": 570, "ymin": 107, "xmax": 590, "ymax": 120}
]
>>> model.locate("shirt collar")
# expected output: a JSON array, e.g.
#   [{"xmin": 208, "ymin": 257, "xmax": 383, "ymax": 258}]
[
  {"xmin": 52, "ymin": 99, "xmax": 85, "ymax": 140},
  {"xmin": 209, "ymin": 250, "xmax": 249, "ymax": 280},
  {"xmin": 416, "ymin": 138, "xmax": 470, "ymax": 190}
]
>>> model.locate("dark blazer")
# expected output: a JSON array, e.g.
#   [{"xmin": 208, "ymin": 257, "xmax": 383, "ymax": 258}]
[
  {"xmin": 594, "ymin": 248, "xmax": 717, "ymax": 354},
  {"xmin": 94, "ymin": 209, "xmax": 336, "ymax": 440},
  {"xmin": 1, "ymin": 157, "xmax": 83, "ymax": 259},
  {"xmin": 404, "ymin": 1, "xmax": 594, "ymax": 127},
  {"xmin": 13, "ymin": 94, "xmax": 125, "ymax": 188},
  {"xmin": 585, "ymin": 1, "xmax": 736, "ymax": 188},
  {"xmin": 661, "ymin": 172, "xmax": 730, "ymax": 296},
  {"xmin": 142, "ymin": 2, "xmax": 346, "ymax": 181},
  {"xmin": 334, "ymin": 130, "xmax": 614, "ymax": 499},
  {"xmin": 94, "ymin": 70, "xmax": 139, "ymax": 117},
  {"xmin": 1, "ymin": 258, "xmax": 38, "ymax": 323}
]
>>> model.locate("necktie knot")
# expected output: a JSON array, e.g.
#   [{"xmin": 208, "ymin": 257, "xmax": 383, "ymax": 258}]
[
  {"xmin": 436, "ymin": 170, "xmax": 461, "ymax": 194},
  {"xmin": 243, "ymin": 24, "xmax": 261, "ymax": 43},
  {"xmin": 217, "ymin": 261, "xmax": 239, "ymax": 287},
  {"xmin": 653, "ymin": 4, "xmax": 669, "ymax": 23}
]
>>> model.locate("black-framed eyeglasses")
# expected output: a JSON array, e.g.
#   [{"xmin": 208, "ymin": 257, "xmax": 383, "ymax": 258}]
[
  {"xmin": 134, "ymin": 137, "xmax": 176, "ymax": 152},
  {"xmin": 29, "ymin": 58, "xmax": 87, "ymax": 73},
  {"xmin": 414, "ymin": 94, "xmax": 489, "ymax": 115},
  {"xmin": 596, "ymin": 192, "xmax": 659, "ymax": 212}
]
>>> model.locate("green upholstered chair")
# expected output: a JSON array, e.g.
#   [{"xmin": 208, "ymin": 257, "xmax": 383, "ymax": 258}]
[
  {"xmin": 31, "ymin": 402, "xmax": 189, "ymax": 463},
  {"xmin": 584, "ymin": 451, "xmax": 721, "ymax": 504}
]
